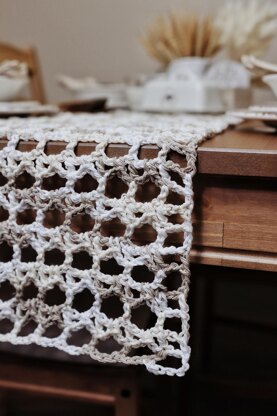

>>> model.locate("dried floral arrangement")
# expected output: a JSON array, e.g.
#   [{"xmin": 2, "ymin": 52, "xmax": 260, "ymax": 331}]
[
  {"xmin": 215, "ymin": 0, "xmax": 277, "ymax": 61},
  {"xmin": 141, "ymin": 1, "xmax": 277, "ymax": 65},
  {"xmin": 141, "ymin": 11, "xmax": 222, "ymax": 66}
]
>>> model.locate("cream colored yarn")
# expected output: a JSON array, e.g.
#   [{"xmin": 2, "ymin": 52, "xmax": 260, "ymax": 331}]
[{"xmin": 0, "ymin": 111, "xmax": 231, "ymax": 376}]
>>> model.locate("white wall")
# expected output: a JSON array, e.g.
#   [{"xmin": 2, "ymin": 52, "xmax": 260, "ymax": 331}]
[{"xmin": 0, "ymin": 0, "xmax": 276, "ymax": 102}]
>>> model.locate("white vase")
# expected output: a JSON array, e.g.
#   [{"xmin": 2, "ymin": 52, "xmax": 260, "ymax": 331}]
[{"xmin": 168, "ymin": 57, "xmax": 210, "ymax": 80}]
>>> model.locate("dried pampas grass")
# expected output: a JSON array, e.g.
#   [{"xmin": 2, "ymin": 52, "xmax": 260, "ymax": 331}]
[
  {"xmin": 141, "ymin": 11, "xmax": 222, "ymax": 66},
  {"xmin": 215, "ymin": 0, "xmax": 277, "ymax": 61}
]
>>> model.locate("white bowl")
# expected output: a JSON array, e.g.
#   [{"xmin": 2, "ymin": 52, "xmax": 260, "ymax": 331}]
[
  {"xmin": 0, "ymin": 76, "xmax": 29, "ymax": 101},
  {"xmin": 263, "ymin": 74, "xmax": 277, "ymax": 98}
]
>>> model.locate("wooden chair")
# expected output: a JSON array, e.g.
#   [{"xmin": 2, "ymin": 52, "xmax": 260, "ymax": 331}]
[{"xmin": 0, "ymin": 41, "xmax": 46, "ymax": 103}]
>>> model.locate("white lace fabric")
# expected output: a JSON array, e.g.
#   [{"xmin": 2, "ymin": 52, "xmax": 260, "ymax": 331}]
[{"xmin": 0, "ymin": 111, "xmax": 231, "ymax": 376}]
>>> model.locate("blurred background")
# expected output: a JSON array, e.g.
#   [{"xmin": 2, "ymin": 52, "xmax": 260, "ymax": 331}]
[{"xmin": 0, "ymin": 0, "xmax": 276, "ymax": 102}]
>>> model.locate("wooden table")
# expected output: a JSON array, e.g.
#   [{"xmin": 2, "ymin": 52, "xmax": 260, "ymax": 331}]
[
  {"xmin": 188, "ymin": 122, "xmax": 277, "ymax": 408},
  {"xmin": 192, "ymin": 122, "xmax": 277, "ymax": 273},
  {"xmin": 0, "ymin": 121, "xmax": 276, "ymax": 272},
  {"xmin": 0, "ymin": 120, "xmax": 276, "ymax": 414}
]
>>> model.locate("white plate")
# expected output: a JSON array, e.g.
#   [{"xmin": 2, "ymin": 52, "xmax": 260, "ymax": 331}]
[
  {"xmin": 0, "ymin": 101, "xmax": 59, "ymax": 117},
  {"xmin": 249, "ymin": 105, "xmax": 277, "ymax": 114},
  {"xmin": 227, "ymin": 109, "xmax": 277, "ymax": 128}
]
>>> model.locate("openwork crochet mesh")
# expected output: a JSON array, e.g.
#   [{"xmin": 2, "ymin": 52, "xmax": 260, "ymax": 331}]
[{"xmin": 0, "ymin": 112, "xmax": 231, "ymax": 376}]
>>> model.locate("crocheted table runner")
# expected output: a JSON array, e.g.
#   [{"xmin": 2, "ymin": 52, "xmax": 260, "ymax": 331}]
[{"xmin": 0, "ymin": 111, "xmax": 231, "ymax": 376}]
